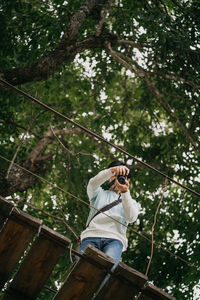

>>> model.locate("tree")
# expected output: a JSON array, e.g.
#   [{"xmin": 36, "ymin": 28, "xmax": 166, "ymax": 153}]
[{"xmin": 0, "ymin": 0, "xmax": 199, "ymax": 299}]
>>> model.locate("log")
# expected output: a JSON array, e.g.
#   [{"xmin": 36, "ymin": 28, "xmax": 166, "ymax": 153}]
[
  {"xmin": 138, "ymin": 282, "xmax": 176, "ymax": 300},
  {"xmin": 3, "ymin": 225, "xmax": 71, "ymax": 300},
  {"xmin": 0, "ymin": 208, "xmax": 41, "ymax": 289},
  {"xmin": 94, "ymin": 261, "xmax": 148, "ymax": 300}
]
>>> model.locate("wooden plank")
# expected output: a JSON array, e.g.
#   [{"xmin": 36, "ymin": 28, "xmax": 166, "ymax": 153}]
[
  {"xmin": 53, "ymin": 245, "xmax": 115, "ymax": 300},
  {"xmin": 138, "ymin": 282, "xmax": 176, "ymax": 300},
  {"xmin": 94, "ymin": 262, "xmax": 148, "ymax": 300},
  {"xmin": 0, "ymin": 208, "xmax": 41, "ymax": 289},
  {"xmin": 0, "ymin": 196, "xmax": 14, "ymax": 229},
  {"xmin": 3, "ymin": 225, "xmax": 71, "ymax": 300}
]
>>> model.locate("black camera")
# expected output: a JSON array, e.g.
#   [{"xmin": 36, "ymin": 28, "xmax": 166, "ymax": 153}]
[
  {"xmin": 117, "ymin": 174, "xmax": 127, "ymax": 185},
  {"xmin": 108, "ymin": 173, "xmax": 127, "ymax": 188}
]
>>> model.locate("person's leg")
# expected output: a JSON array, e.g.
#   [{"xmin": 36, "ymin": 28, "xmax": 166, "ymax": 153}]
[
  {"xmin": 93, "ymin": 238, "xmax": 123, "ymax": 296},
  {"xmin": 80, "ymin": 237, "xmax": 123, "ymax": 262},
  {"xmin": 101, "ymin": 238, "xmax": 123, "ymax": 265}
]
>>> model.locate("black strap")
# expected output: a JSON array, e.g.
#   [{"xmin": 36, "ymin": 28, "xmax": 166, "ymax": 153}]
[{"xmin": 86, "ymin": 194, "xmax": 122, "ymax": 228}]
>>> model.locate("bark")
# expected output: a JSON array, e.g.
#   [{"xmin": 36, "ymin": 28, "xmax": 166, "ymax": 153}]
[
  {"xmin": 0, "ymin": 163, "xmax": 44, "ymax": 197},
  {"xmin": 2, "ymin": 34, "xmax": 117, "ymax": 85}
]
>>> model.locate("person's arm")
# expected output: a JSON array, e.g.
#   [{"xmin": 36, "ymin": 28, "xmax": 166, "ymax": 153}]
[
  {"xmin": 121, "ymin": 191, "xmax": 140, "ymax": 222},
  {"xmin": 87, "ymin": 169, "xmax": 113, "ymax": 200},
  {"xmin": 112, "ymin": 169, "xmax": 140, "ymax": 222}
]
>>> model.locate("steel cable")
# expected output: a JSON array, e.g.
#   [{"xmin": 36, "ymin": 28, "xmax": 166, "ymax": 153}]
[{"xmin": 0, "ymin": 78, "xmax": 199, "ymax": 198}]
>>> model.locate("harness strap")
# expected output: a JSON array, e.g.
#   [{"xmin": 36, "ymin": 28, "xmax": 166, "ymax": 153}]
[{"xmin": 86, "ymin": 194, "xmax": 122, "ymax": 228}]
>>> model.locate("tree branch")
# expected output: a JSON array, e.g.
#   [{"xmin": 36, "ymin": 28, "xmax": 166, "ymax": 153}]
[
  {"xmin": 105, "ymin": 42, "xmax": 199, "ymax": 150},
  {"xmin": 6, "ymin": 111, "xmax": 44, "ymax": 180},
  {"xmin": 142, "ymin": 78, "xmax": 199, "ymax": 150},
  {"xmin": 0, "ymin": 127, "xmax": 83, "ymax": 196},
  {"xmin": 154, "ymin": 0, "xmax": 169, "ymax": 15},
  {"xmin": 117, "ymin": 40, "xmax": 200, "ymax": 89},
  {"xmin": 138, "ymin": 68, "xmax": 200, "ymax": 90},
  {"xmin": 0, "ymin": 119, "xmax": 41, "ymax": 139},
  {"xmin": 50, "ymin": 125, "xmax": 74, "ymax": 156},
  {"xmin": 25, "ymin": 127, "xmax": 82, "ymax": 166},
  {"xmin": 118, "ymin": 49, "xmax": 200, "ymax": 89},
  {"xmin": 87, "ymin": 134, "xmax": 116, "ymax": 160},
  {"xmin": 60, "ymin": 0, "xmax": 102, "ymax": 45},
  {"xmin": 169, "ymin": 0, "xmax": 184, "ymax": 10},
  {"xmin": 95, "ymin": 0, "xmax": 115, "ymax": 37},
  {"xmin": 117, "ymin": 39, "xmax": 151, "ymax": 50},
  {"xmin": 1, "ymin": 0, "xmax": 116, "ymax": 85}
]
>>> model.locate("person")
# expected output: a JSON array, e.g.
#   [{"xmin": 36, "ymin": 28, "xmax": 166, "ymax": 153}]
[{"xmin": 80, "ymin": 160, "xmax": 140, "ymax": 266}]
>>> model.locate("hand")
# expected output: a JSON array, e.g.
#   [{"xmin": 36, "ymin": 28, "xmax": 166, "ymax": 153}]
[{"xmin": 109, "ymin": 165, "xmax": 129, "ymax": 177}]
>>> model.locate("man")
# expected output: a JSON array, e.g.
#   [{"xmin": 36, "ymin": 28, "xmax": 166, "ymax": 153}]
[{"xmin": 80, "ymin": 160, "xmax": 140, "ymax": 265}]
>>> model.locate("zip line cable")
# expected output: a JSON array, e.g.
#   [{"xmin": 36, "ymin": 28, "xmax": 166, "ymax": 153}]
[
  {"xmin": 0, "ymin": 154, "xmax": 199, "ymax": 271},
  {"xmin": 0, "ymin": 78, "xmax": 200, "ymax": 199}
]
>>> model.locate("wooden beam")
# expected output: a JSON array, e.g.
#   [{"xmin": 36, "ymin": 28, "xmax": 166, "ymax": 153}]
[
  {"xmin": 53, "ymin": 245, "xmax": 115, "ymax": 300},
  {"xmin": 0, "ymin": 196, "xmax": 14, "ymax": 229},
  {"xmin": 138, "ymin": 282, "xmax": 176, "ymax": 300},
  {"xmin": 94, "ymin": 262, "xmax": 148, "ymax": 300},
  {"xmin": 3, "ymin": 225, "xmax": 71, "ymax": 300},
  {"xmin": 0, "ymin": 208, "xmax": 41, "ymax": 289}
]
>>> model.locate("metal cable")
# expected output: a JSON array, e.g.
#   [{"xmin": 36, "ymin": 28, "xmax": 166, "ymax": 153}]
[{"xmin": 0, "ymin": 78, "xmax": 199, "ymax": 198}]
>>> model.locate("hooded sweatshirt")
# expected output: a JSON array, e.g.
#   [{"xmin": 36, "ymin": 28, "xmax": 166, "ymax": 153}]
[{"xmin": 80, "ymin": 168, "xmax": 140, "ymax": 251}]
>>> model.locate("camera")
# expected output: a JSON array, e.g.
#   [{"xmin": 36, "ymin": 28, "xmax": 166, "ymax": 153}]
[
  {"xmin": 117, "ymin": 174, "xmax": 127, "ymax": 185},
  {"xmin": 107, "ymin": 172, "xmax": 128, "ymax": 189}
]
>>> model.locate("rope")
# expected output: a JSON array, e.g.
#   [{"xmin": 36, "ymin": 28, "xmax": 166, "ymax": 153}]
[
  {"xmin": 69, "ymin": 243, "xmax": 74, "ymax": 264},
  {"xmin": 0, "ymin": 154, "xmax": 199, "ymax": 271},
  {"xmin": 145, "ymin": 178, "xmax": 168, "ymax": 276},
  {"xmin": 0, "ymin": 78, "xmax": 199, "ymax": 199}
]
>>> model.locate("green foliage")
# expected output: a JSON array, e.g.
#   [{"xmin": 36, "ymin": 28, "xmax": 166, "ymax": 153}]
[{"xmin": 0, "ymin": 0, "xmax": 199, "ymax": 299}]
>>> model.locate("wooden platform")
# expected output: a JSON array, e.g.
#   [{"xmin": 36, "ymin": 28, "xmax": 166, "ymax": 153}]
[{"xmin": 0, "ymin": 195, "xmax": 176, "ymax": 299}]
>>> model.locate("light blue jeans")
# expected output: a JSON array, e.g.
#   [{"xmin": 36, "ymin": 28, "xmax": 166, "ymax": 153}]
[
  {"xmin": 80, "ymin": 237, "xmax": 123, "ymax": 265},
  {"xmin": 80, "ymin": 237, "xmax": 123, "ymax": 294}
]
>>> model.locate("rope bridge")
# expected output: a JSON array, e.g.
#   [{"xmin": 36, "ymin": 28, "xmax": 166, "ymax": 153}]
[
  {"xmin": 0, "ymin": 195, "xmax": 175, "ymax": 300},
  {"xmin": 0, "ymin": 79, "xmax": 198, "ymax": 297}
]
